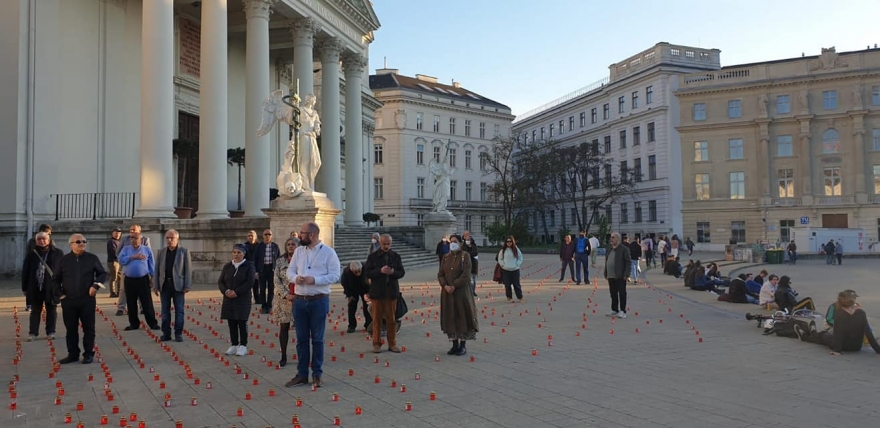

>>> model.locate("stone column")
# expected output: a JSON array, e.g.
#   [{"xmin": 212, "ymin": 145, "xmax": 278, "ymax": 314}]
[
  {"xmin": 797, "ymin": 117, "xmax": 813, "ymax": 201},
  {"xmin": 243, "ymin": 0, "xmax": 275, "ymax": 217},
  {"xmin": 342, "ymin": 52, "xmax": 368, "ymax": 226},
  {"xmin": 852, "ymin": 112, "xmax": 868, "ymax": 202},
  {"xmin": 756, "ymin": 119, "xmax": 771, "ymax": 199},
  {"xmin": 197, "ymin": 0, "xmax": 229, "ymax": 219},
  {"xmin": 290, "ymin": 18, "xmax": 318, "ymax": 99},
  {"xmin": 317, "ymin": 38, "xmax": 342, "ymax": 206},
  {"xmin": 135, "ymin": 0, "xmax": 176, "ymax": 218}
]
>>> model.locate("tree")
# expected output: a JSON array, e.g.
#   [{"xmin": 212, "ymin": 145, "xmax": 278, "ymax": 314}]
[
  {"xmin": 172, "ymin": 139, "xmax": 198, "ymax": 207},
  {"xmin": 226, "ymin": 147, "xmax": 246, "ymax": 211}
]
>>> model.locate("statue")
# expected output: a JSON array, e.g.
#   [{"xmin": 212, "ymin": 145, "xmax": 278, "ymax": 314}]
[
  {"xmin": 257, "ymin": 90, "xmax": 322, "ymax": 198},
  {"xmin": 429, "ymin": 148, "xmax": 454, "ymax": 213},
  {"xmin": 853, "ymin": 84, "xmax": 863, "ymax": 108},
  {"xmin": 799, "ymin": 90, "xmax": 809, "ymax": 112},
  {"xmin": 758, "ymin": 94, "xmax": 768, "ymax": 117}
]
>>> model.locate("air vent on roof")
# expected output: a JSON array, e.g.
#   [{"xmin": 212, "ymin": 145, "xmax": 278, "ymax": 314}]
[
  {"xmin": 416, "ymin": 83, "xmax": 434, "ymax": 92},
  {"xmin": 415, "ymin": 74, "xmax": 438, "ymax": 83},
  {"xmin": 466, "ymin": 93, "xmax": 480, "ymax": 100},
  {"xmin": 434, "ymin": 87, "xmax": 449, "ymax": 94}
]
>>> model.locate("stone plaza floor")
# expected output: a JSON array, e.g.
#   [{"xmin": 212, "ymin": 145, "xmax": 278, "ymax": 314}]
[{"xmin": 1, "ymin": 252, "xmax": 878, "ymax": 427}]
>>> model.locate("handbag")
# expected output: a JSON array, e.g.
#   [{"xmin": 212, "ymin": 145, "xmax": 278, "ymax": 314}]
[
  {"xmin": 493, "ymin": 263, "xmax": 503, "ymax": 283},
  {"xmin": 395, "ymin": 295, "xmax": 408, "ymax": 319}
]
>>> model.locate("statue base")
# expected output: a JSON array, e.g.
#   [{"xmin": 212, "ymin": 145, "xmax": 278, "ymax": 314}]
[
  {"xmin": 423, "ymin": 211, "xmax": 457, "ymax": 251},
  {"xmin": 263, "ymin": 192, "xmax": 342, "ymax": 247}
]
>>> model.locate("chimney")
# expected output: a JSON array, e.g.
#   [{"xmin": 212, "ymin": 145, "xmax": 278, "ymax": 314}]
[
  {"xmin": 453, "ymin": 81, "xmax": 462, "ymax": 89},
  {"xmin": 415, "ymin": 74, "xmax": 438, "ymax": 83},
  {"xmin": 375, "ymin": 68, "xmax": 398, "ymax": 75}
]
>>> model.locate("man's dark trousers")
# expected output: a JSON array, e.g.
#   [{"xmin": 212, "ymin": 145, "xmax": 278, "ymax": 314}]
[
  {"xmin": 125, "ymin": 275, "xmax": 158, "ymax": 328},
  {"xmin": 61, "ymin": 297, "xmax": 96, "ymax": 359},
  {"xmin": 259, "ymin": 265, "xmax": 275, "ymax": 312},
  {"xmin": 160, "ymin": 279, "xmax": 185, "ymax": 337},
  {"xmin": 575, "ymin": 253, "xmax": 589, "ymax": 284}
]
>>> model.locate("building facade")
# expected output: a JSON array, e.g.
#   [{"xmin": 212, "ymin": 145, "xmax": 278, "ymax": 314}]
[
  {"xmin": 512, "ymin": 42, "xmax": 721, "ymax": 242},
  {"xmin": 676, "ymin": 47, "xmax": 880, "ymax": 251},
  {"xmin": 369, "ymin": 69, "xmax": 514, "ymax": 245}
]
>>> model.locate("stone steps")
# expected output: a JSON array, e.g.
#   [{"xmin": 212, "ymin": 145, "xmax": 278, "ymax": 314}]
[{"xmin": 332, "ymin": 229, "xmax": 437, "ymax": 269}]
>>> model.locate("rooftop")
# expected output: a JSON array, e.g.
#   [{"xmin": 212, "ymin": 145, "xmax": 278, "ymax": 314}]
[{"xmin": 369, "ymin": 70, "xmax": 511, "ymax": 111}]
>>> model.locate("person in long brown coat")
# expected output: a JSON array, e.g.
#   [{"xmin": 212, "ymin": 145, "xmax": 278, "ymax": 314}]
[{"xmin": 438, "ymin": 234, "xmax": 479, "ymax": 356}]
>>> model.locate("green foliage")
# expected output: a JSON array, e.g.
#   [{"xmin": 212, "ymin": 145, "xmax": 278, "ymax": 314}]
[
  {"xmin": 558, "ymin": 227, "xmax": 572, "ymax": 242},
  {"xmin": 227, "ymin": 148, "xmax": 246, "ymax": 211},
  {"xmin": 596, "ymin": 215, "xmax": 610, "ymax": 247},
  {"xmin": 362, "ymin": 212, "xmax": 381, "ymax": 226},
  {"xmin": 486, "ymin": 220, "xmax": 530, "ymax": 246}
]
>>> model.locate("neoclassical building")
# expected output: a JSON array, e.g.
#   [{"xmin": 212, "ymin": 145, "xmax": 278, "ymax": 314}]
[
  {"xmin": 676, "ymin": 47, "xmax": 880, "ymax": 250},
  {"xmin": 369, "ymin": 69, "xmax": 514, "ymax": 245},
  {"xmin": 512, "ymin": 42, "xmax": 721, "ymax": 241},
  {"xmin": 0, "ymin": 0, "xmax": 379, "ymax": 237}
]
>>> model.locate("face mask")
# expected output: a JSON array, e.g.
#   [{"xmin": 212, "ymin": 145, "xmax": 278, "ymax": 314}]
[
  {"xmin": 371, "ymin": 238, "xmax": 378, "ymax": 244},
  {"xmin": 449, "ymin": 243, "xmax": 460, "ymax": 252},
  {"xmin": 467, "ymin": 239, "xmax": 473, "ymax": 244}
]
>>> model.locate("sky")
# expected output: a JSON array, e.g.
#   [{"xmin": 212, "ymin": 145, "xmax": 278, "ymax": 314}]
[{"xmin": 367, "ymin": 0, "xmax": 880, "ymax": 117}]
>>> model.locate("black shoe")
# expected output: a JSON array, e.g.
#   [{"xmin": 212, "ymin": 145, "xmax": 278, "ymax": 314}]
[
  {"xmin": 124, "ymin": 326, "xmax": 138, "ymax": 331},
  {"xmin": 81, "ymin": 355, "xmax": 94, "ymax": 364},
  {"xmin": 149, "ymin": 325, "xmax": 160, "ymax": 331},
  {"xmin": 456, "ymin": 341, "xmax": 467, "ymax": 356},
  {"xmin": 346, "ymin": 327, "xmax": 356, "ymax": 333},
  {"xmin": 576, "ymin": 282, "xmax": 581, "ymax": 285},
  {"xmin": 160, "ymin": 335, "xmax": 172, "ymax": 341},
  {"xmin": 59, "ymin": 355, "xmax": 79, "ymax": 364},
  {"xmin": 396, "ymin": 320, "xmax": 401, "ymax": 333},
  {"xmin": 115, "ymin": 310, "xmax": 124, "ymax": 316},
  {"xmin": 312, "ymin": 375, "xmax": 323, "ymax": 388},
  {"xmin": 175, "ymin": 335, "xmax": 183, "ymax": 343},
  {"xmin": 109, "ymin": 293, "xmax": 119, "ymax": 298},
  {"xmin": 279, "ymin": 355, "xmax": 287, "ymax": 367},
  {"xmin": 284, "ymin": 374, "xmax": 309, "ymax": 387},
  {"xmin": 447, "ymin": 340, "xmax": 460, "ymax": 355}
]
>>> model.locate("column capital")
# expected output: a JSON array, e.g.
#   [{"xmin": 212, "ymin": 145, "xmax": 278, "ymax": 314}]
[
  {"xmin": 342, "ymin": 52, "xmax": 367, "ymax": 76},
  {"xmin": 317, "ymin": 37, "xmax": 343, "ymax": 63},
  {"xmin": 243, "ymin": 0, "xmax": 276, "ymax": 21},
  {"xmin": 290, "ymin": 17, "xmax": 320, "ymax": 46}
]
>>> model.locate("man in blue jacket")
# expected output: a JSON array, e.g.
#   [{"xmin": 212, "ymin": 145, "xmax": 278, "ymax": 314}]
[
  {"xmin": 574, "ymin": 230, "xmax": 592, "ymax": 285},
  {"xmin": 119, "ymin": 231, "xmax": 158, "ymax": 331}
]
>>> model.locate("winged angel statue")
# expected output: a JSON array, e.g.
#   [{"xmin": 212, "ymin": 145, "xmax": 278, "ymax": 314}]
[{"xmin": 256, "ymin": 90, "xmax": 322, "ymax": 198}]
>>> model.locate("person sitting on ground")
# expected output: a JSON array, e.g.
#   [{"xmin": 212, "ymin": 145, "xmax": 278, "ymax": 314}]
[
  {"xmin": 743, "ymin": 273, "xmax": 761, "ymax": 305},
  {"xmin": 705, "ymin": 263, "xmax": 723, "ymax": 281},
  {"xmin": 720, "ymin": 274, "xmax": 749, "ymax": 303},
  {"xmin": 794, "ymin": 290, "xmax": 880, "ymax": 356},
  {"xmin": 759, "ymin": 275, "xmax": 780, "ymax": 310},
  {"xmin": 684, "ymin": 260, "xmax": 701, "ymax": 288},
  {"xmin": 754, "ymin": 269, "xmax": 768, "ymax": 285},
  {"xmin": 681, "ymin": 260, "xmax": 695, "ymax": 286},
  {"xmin": 773, "ymin": 275, "xmax": 815, "ymax": 312},
  {"xmin": 691, "ymin": 266, "xmax": 724, "ymax": 294},
  {"xmin": 663, "ymin": 256, "xmax": 682, "ymax": 278}
]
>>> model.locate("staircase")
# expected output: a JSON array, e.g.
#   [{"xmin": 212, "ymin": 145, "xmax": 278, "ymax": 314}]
[{"xmin": 333, "ymin": 228, "xmax": 438, "ymax": 269}]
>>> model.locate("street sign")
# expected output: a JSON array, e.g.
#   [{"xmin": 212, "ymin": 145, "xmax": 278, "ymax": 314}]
[{"xmin": 800, "ymin": 216, "xmax": 810, "ymax": 225}]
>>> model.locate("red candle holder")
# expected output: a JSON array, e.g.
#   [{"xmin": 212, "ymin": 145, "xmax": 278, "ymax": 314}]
[
  {"xmin": 191, "ymin": 397, "xmax": 198, "ymax": 406},
  {"xmin": 400, "ymin": 384, "xmax": 407, "ymax": 393},
  {"xmin": 348, "ymin": 368, "xmax": 354, "ymax": 376},
  {"xmin": 391, "ymin": 379, "xmax": 397, "ymax": 387},
  {"xmin": 414, "ymin": 372, "xmax": 421, "ymax": 380},
  {"xmin": 112, "ymin": 405, "xmax": 119, "ymax": 414},
  {"xmin": 76, "ymin": 401, "xmax": 84, "ymax": 411},
  {"xmin": 405, "ymin": 401, "xmax": 412, "ymax": 411},
  {"xmin": 129, "ymin": 412, "xmax": 138, "ymax": 421},
  {"xmin": 118, "ymin": 417, "xmax": 126, "ymax": 427},
  {"xmin": 101, "ymin": 415, "xmax": 109, "ymax": 424},
  {"xmin": 430, "ymin": 391, "xmax": 436, "ymax": 401},
  {"xmin": 245, "ymin": 392, "xmax": 251, "ymax": 401},
  {"xmin": 334, "ymin": 415, "xmax": 341, "ymax": 425},
  {"xmin": 355, "ymin": 405, "xmax": 362, "ymax": 415},
  {"xmin": 206, "ymin": 381, "xmax": 212, "ymax": 389},
  {"xmin": 296, "ymin": 397, "xmax": 302, "ymax": 407},
  {"xmin": 374, "ymin": 375, "xmax": 380, "ymax": 384},
  {"xmin": 269, "ymin": 388, "xmax": 276, "ymax": 397},
  {"xmin": 64, "ymin": 413, "xmax": 72, "ymax": 424},
  {"xmin": 236, "ymin": 407, "xmax": 243, "ymax": 417}
]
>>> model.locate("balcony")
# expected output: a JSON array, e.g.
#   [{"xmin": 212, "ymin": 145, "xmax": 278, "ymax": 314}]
[
  {"xmin": 873, "ymin": 195, "xmax": 880, "ymax": 204},
  {"xmin": 817, "ymin": 196, "xmax": 855, "ymax": 205},
  {"xmin": 52, "ymin": 192, "xmax": 137, "ymax": 220},
  {"xmin": 771, "ymin": 197, "xmax": 802, "ymax": 206},
  {"xmin": 408, "ymin": 198, "xmax": 501, "ymax": 210}
]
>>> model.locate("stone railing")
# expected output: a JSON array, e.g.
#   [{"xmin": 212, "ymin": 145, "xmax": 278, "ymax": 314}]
[
  {"xmin": 771, "ymin": 197, "xmax": 802, "ymax": 206},
  {"xmin": 682, "ymin": 68, "xmax": 752, "ymax": 87},
  {"xmin": 817, "ymin": 196, "xmax": 855, "ymax": 205}
]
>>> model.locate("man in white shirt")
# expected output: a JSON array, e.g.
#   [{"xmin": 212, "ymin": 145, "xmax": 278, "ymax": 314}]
[
  {"xmin": 588, "ymin": 234, "xmax": 601, "ymax": 269},
  {"xmin": 284, "ymin": 222, "xmax": 340, "ymax": 389}
]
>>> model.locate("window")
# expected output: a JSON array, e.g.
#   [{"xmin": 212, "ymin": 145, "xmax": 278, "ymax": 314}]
[
  {"xmin": 729, "ymin": 172, "xmax": 745, "ymax": 199},
  {"xmin": 569, "ymin": 116, "xmax": 574, "ymax": 132},
  {"xmin": 694, "ymin": 141, "xmax": 708, "ymax": 161},
  {"xmin": 480, "ymin": 182, "xmax": 488, "ymax": 202},
  {"xmin": 634, "ymin": 202, "xmax": 643, "ymax": 222},
  {"xmin": 822, "ymin": 90, "xmax": 837, "ymax": 110},
  {"xmin": 647, "ymin": 122, "xmax": 655, "ymax": 142},
  {"xmin": 561, "ymin": 209, "xmax": 567, "ymax": 228},
  {"xmin": 581, "ymin": 112, "xmax": 587, "ymax": 127},
  {"xmin": 532, "ymin": 130, "xmax": 536, "ymax": 143},
  {"xmin": 696, "ymin": 222, "xmax": 711, "ymax": 243},
  {"xmin": 464, "ymin": 150, "xmax": 472, "ymax": 169},
  {"xmin": 540, "ymin": 127, "xmax": 545, "ymax": 140},
  {"xmin": 648, "ymin": 155, "xmax": 657, "ymax": 180},
  {"xmin": 873, "ymin": 129, "xmax": 880, "ymax": 151},
  {"xmin": 780, "ymin": 220, "xmax": 794, "ymax": 243},
  {"xmin": 648, "ymin": 200, "xmax": 657, "ymax": 222},
  {"xmin": 479, "ymin": 122, "xmax": 486, "ymax": 139},
  {"xmin": 448, "ymin": 149, "xmax": 456, "ymax": 167},
  {"xmin": 373, "ymin": 178, "xmax": 384, "ymax": 199},
  {"xmin": 685, "ymin": 50, "xmax": 695, "ymax": 58},
  {"xmin": 416, "ymin": 177, "xmax": 425, "ymax": 198},
  {"xmin": 633, "ymin": 126, "xmax": 641, "ymax": 146},
  {"xmin": 620, "ymin": 203, "xmax": 628, "ymax": 223},
  {"xmin": 875, "ymin": 165, "xmax": 880, "ymax": 194},
  {"xmin": 604, "ymin": 136, "xmax": 611, "ymax": 153},
  {"xmin": 549, "ymin": 124, "xmax": 555, "ymax": 138},
  {"xmin": 778, "ymin": 169, "xmax": 794, "ymax": 198},
  {"xmin": 603, "ymin": 104, "xmax": 610, "ymax": 119},
  {"xmin": 618, "ymin": 96, "xmax": 625, "ymax": 113},
  {"xmin": 479, "ymin": 152, "xmax": 488, "ymax": 170},
  {"xmin": 548, "ymin": 210, "xmax": 555, "ymax": 227},
  {"xmin": 433, "ymin": 146, "xmax": 441, "ymax": 163},
  {"xmin": 590, "ymin": 109, "xmax": 597, "ymax": 124},
  {"xmin": 695, "ymin": 173, "xmax": 710, "ymax": 200},
  {"xmin": 671, "ymin": 48, "xmax": 680, "ymax": 56},
  {"xmin": 449, "ymin": 118, "xmax": 456, "ymax": 134},
  {"xmin": 604, "ymin": 165, "xmax": 612, "ymax": 187},
  {"xmin": 620, "ymin": 160, "xmax": 628, "ymax": 176},
  {"xmin": 590, "ymin": 166, "xmax": 600, "ymax": 188},
  {"xmin": 632, "ymin": 91, "xmax": 639, "ymax": 109},
  {"xmin": 465, "ymin": 215, "xmax": 472, "ymax": 232},
  {"xmin": 416, "ymin": 144, "xmax": 425, "ymax": 165},
  {"xmin": 464, "ymin": 120, "xmax": 471, "ymax": 136},
  {"xmin": 433, "ymin": 115, "xmax": 440, "ymax": 132},
  {"xmin": 559, "ymin": 120, "xmax": 565, "ymax": 134},
  {"xmin": 777, "ymin": 135, "xmax": 793, "ymax": 157},
  {"xmin": 416, "ymin": 112, "xmax": 423, "ymax": 130},
  {"xmin": 731, "ymin": 221, "xmax": 746, "ymax": 243},
  {"xmin": 693, "ymin": 103, "xmax": 706, "ymax": 121},
  {"xmin": 619, "ymin": 130, "xmax": 627, "ymax": 149},
  {"xmin": 776, "ymin": 95, "xmax": 790, "ymax": 114},
  {"xmin": 465, "ymin": 181, "xmax": 472, "ymax": 201},
  {"xmin": 728, "ymin": 138, "xmax": 744, "ymax": 160},
  {"xmin": 494, "ymin": 124, "xmax": 500, "ymax": 137},
  {"xmin": 873, "ymin": 86, "xmax": 880, "ymax": 106},
  {"xmin": 450, "ymin": 180, "xmax": 457, "ymax": 200},
  {"xmin": 605, "ymin": 206, "xmax": 612, "ymax": 224},
  {"xmin": 822, "ymin": 129, "xmax": 840, "ymax": 154},
  {"xmin": 417, "ymin": 214, "xmax": 424, "ymax": 227},
  {"xmin": 646, "ymin": 86, "xmax": 653, "ymax": 104},
  {"xmin": 824, "ymin": 167, "xmax": 841, "ymax": 196},
  {"xmin": 480, "ymin": 215, "xmax": 487, "ymax": 232},
  {"xmin": 591, "ymin": 139, "xmax": 600, "ymax": 155},
  {"xmin": 372, "ymin": 144, "xmax": 384, "ymax": 165},
  {"xmin": 633, "ymin": 158, "xmax": 642, "ymax": 182},
  {"xmin": 728, "ymin": 100, "xmax": 741, "ymax": 118}
]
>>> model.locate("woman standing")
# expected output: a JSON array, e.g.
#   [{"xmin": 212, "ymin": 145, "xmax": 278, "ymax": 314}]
[
  {"xmin": 439, "ymin": 235, "xmax": 478, "ymax": 356},
  {"xmin": 795, "ymin": 290, "xmax": 880, "ymax": 355},
  {"xmin": 497, "ymin": 236, "xmax": 524, "ymax": 303},
  {"xmin": 21, "ymin": 231, "xmax": 64, "ymax": 341},
  {"xmin": 273, "ymin": 237, "xmax": 298, "ymax": 366},
  {"xmin": 219, "ymin": 244, "xmax": 255, "ymax": 357}
]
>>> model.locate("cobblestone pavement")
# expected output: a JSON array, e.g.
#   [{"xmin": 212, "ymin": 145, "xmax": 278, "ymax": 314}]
[{"xmin": 1, "ymin": 252, "xmax": 878, "ymax": 427}]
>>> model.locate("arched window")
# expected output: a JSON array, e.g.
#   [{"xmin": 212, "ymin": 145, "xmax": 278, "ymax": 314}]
[{"xmin": 822, "ymin": 129, "xmax": 840, "ymax": 154}]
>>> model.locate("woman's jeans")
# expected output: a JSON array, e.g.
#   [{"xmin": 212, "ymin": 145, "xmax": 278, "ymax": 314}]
[{"xmin": 501, "ymin": 269, "xmax": 523, "ymax": 300}]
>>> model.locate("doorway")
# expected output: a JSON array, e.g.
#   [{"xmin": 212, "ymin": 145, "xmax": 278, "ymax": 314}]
[
  {"xmin": 821, "ymin": 214, "xmax": 848, "ymax": 228},
  {"xmin": 177, "ymin": 112, "xmax": 200, "ymax": 211}
]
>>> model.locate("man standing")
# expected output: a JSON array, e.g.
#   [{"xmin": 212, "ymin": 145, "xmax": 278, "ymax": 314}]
[
  {"xmin": 559, "ymin": 234, "xmax": 576, "ymax": 283},
  {"xmin": 255, "ymin": 229, "xmax": 280, "ymax": 314},
  {"xmin": 642, "ymin": 235, "xmax": 655, "ymax": 268},
  {"xmin": 285, "ymin": 222, "xmax": 341, "ymax": 389},
  {"xmin": 834, "ymin": 240, "xmax": 843, "ymax": 265},
  {"xmin": 119, "ymin": 231, "xmax": 159, "ymax": 331},
  {"xmin": 341, "ymin": 261, "xmax": 371, "ymax": 334},
  {"xmin": 106, "ymin": 227, "xmax": 122, "ymax": 298},
  {"xmin": 787, "ymin": 240, "xmax": 797, "ymax": 265},
  {"xmin": 115, "ymin": 225, "xmax": 151, "ymax": 317},
  {"xmin": 574, "ymin": 230, "xmax": 591, "ymax": 284},
  {"xmin": 153, "ymin": 230, "xmax": 191, "ymax": 342},
  {"xmin": 53, "ymin": 234, "xmax": 106, "ymax": 364},
  {"xmin": 823, "ymin": 240, "xmax": 836, "ymax": 265},
  {"xmin": 657, "ymin": 236, "xmax": 668, "ymax": 269},
  {"xmin": 364, "ymin": 234, "xmax": 406, "ymax": 354},
  {"xmin": 435, "ymin": 236, "xmax": 450, "ymax": 265},
  {"xmin": 22, "ymin": 232, "xmax": 63, "ymax": 341},
  {"xmin": 626, "ymin": 237, "xmax": 642, "ymax": 283},
  {"xmin": 604, "ymin": 232, "xmax": 632, "ymax": 319},
  {"xmin": 460, "ymin": 230, "xmax": 479, "ymax": 296},
  {"xmin": 25, "ymin": 223, "xmax": 54, "ymax": 312},
  {"xmin": 588, "ymin": 233, "xmax": 600, "ymax": 269},
  {"xmin": 685, "ymin": 237, "xmax": 695, "ymax": 256},
  {"xmin": 243, "ymin": 230, "xmax": 260, "ymax": 303}
]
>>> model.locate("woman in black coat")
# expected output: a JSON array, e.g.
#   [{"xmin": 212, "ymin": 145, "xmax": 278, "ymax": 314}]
[
  {"xmin": 219, "ymin": 244, "xmax": 255, "ymax": 357},
  {"xmin": 21, "ymin": 232, "xmax": 64, "ymax": 341}
]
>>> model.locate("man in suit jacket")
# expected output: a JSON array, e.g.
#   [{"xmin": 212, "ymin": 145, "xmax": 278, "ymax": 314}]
[
  {"xmin": 604, "ymin": 232, "xmax": 632, "ymax": 319},
  {"xmin": 254, "ymin": 229, "xmax": 281, "ymax": 314},
  {"xmin": 152, "ymin": 229, "xmax": 192, "ymax": 342}
]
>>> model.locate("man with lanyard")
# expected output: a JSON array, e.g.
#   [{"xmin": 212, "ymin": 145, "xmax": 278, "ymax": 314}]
[
  {"xmin": 284, "ymin": 222, "xmax": 341, "ymax": 389},
  {"xmin": 574, "ymin": 230, "xmax": 591, "ymax": 285}
]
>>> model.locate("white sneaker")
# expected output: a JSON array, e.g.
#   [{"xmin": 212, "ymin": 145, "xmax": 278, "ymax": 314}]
[
  {"xmin": 617, "ymin": 312, "xmax": 627, "ymax": 319},
  {"xmin": 47, "ymin": 334, "xmax": 55, "ymax": 340},
  {"xmin": 709, "ymin": 291, "xmax": 718, "ymax": 296},
  {"xmin": 27, "ymin": 335, "xmax": 36, "ymax": 342},
  {"xmin": 236, "ymin": 346, "xmax": 248, "ymax": 356},
  {"xmin": 225, "ymin": 345, "xmax": 239, "ymax": 355},
  {"xmin": 605, "ymin": 311, "xmax": 619, "ymax": 317}
]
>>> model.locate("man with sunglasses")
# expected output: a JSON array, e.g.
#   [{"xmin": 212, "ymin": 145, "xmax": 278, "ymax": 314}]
[
  {"xmin": 255, "ymin": 229, "xmax": 280, "ymax": 314},
  {"xmin": 52, "ymin": 234, "xmax": 107, "ymax": 364}
]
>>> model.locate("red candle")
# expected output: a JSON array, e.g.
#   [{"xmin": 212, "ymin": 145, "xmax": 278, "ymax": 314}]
[
  {"xmin": 101, "ymin": 415, "xmax": 109, "ymax": 424},
  {"xmin": 236, "ymin": 407, "xmax": 243, "ymax": 417},
  {"xmin": 130, "ymin": 412, "xmax": 137, "ymax": 421},
  {"xmin": 332, "ymin": 392, "xmax": 339, "ymax": 401},
  {"xmin": 355, "ymin": 405, "xmax": 362, "ymax": 415},
  {"xmin": 296, "ymin": 397, "xmax": 302, "ymax": 407},
  {"xmin": 269, "ymin": 388, "xmax": 275, "ymax": 397},
  {"xmin": 406, "ymin": 401, "xmax": 412, "ymax": 411},
  {"xmin": 76, "ymin": 401, "xmax": 84, "ymax": 411}
]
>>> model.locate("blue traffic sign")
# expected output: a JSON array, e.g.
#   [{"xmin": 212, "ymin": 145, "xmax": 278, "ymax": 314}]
[{"xmin": 800, "ymin": 216, "xmax": 810, "ymax": 225}]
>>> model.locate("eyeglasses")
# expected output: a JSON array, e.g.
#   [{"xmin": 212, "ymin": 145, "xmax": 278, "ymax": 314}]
[
  {"xmin": 71, "ymin": 240, "xmax": 87, "ymax": 245},
  {"xmin": 505, "ymin": 240, "xmax": 513, "ymax": 243},
  {"xmin": 263, "ymin": 233, "xmax": 272, "ymax": 236}
]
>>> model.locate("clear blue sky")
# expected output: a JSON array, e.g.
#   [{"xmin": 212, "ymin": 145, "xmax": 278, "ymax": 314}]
[{"xmin": 368, "ymin": 0, "xmax": 880, "ymax": 116}]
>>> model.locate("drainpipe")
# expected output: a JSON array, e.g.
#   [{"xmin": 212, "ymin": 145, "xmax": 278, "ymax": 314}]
[{"xmin": 24, "ymin": 0, "xmax": 37, "ymax": 247}]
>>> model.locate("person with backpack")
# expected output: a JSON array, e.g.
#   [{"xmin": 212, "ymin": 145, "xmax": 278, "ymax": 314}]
[
  {"xmin": 795, "ymin": 290, "xmax": 880, "ymax": 356},
  {"xmin": 773, "ymin": 275, "xmax": 814, "ymax": 312}
]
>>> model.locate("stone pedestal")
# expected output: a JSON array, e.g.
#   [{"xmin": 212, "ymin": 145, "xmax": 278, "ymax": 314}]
[
  {"xmin": 423, "ymin": 211, "xmax": 457, "ymax": 251},
  {"xmin": 263, "ymin": 192, "xmax": 341, "ymax": 247}
]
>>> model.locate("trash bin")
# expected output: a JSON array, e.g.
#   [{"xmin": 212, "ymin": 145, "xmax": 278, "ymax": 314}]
[{"xmin": 766, "ymin": 250, "xmax": 783, "ymax": 264}]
